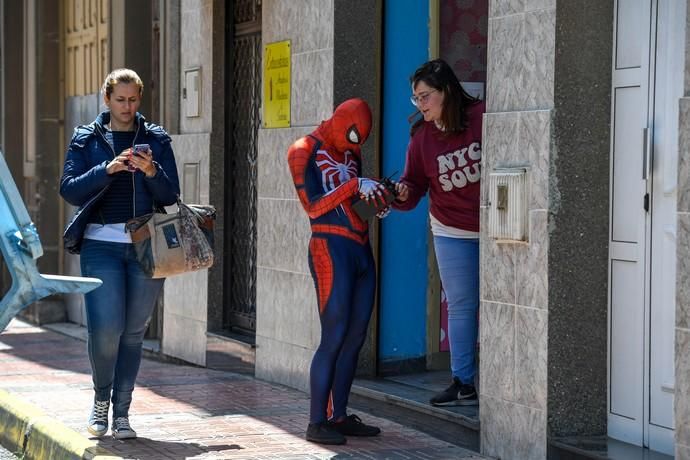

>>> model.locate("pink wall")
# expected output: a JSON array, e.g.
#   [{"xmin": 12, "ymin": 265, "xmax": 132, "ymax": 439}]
[{"xmin": 440, "ymin": 0, "xmax": 488, "ymax": 82}]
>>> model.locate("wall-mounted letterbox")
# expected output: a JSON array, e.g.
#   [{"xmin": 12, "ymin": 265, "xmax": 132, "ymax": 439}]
[
  {"xmin": 183, "ymin": 67, "xmax": 201, "ymax": 118},
  {"xmin": 488, "ymin": 168, "xmax": 528, "ymax": 241}
]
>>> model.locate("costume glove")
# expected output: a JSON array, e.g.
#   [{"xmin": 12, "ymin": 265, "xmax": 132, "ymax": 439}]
[{"xmin": 357, "ymin": 178, "xmax": 384, "ymax": 201}]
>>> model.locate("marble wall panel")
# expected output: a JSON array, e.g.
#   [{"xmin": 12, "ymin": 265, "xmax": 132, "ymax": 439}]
[
  {"xmin": 480, "ymin": 208, "xmax": 516, "ymax": 304},
  {"xmin": 482, "ymin": 110, "xmax": 549, "ymax": 207},
  {"xmin": 179, "ymin": 0, "xmax": 213, "ymax": 133},
  {"xmin": 161, "ymin": 132, "xmax": 211, "ymax": 365},
  {"xmin": 522, "ymin": 9, "xmax": 555, "ymax": 110},
  {"xmin": 257, "ymin": 198, "xmax": 310, "ymax": 273},
  {"xmin": 519, "ymin": 110, "xmax": 551, "ymax": 211},
  {"xmin": 256, "ymin": 267, "xmax": 317, "ymax": 350},
  {"xmin": 481, "ymin": 396, "xmax": 515, "ymax": 460},
  {"xmin": 291, "ymin": 50, "xmax": 334, "ymax": 127},
  {"xmin": 676, "ymin": 329, "xmax": 690, "ymax": 447},
  {"xmin": 164, "ymin": 269, "xmax": 209, "ymax": 321},
  {"xmin": 480, "ymin": 395, "xmax": 546, "ymax": 460},
  {"xmin": 255, "ymin": 335, "xmax": 313, "ymax": 392},
  {"xmin": 516, "ymin": 210, "xmax": 548, "ymax": 309},
  {"xmin": 481, "ymin": 112, "xmax": 520, "ymax": 205},
  {"xmin": 487, "ymin": 7, "xmax": 555, "ymax": 112},
  {"xmin": 514, "ymin": 306, "xmax": 547, "ymax": 410},
  {"xmin": 511, "ymin": 403, "xmax": 547, "ymax": 460},
  {"xmin": 679, "ymin": 98, "xmax": 690, "ymax": 212},
  {"xmin": 524, "ymin": 0, "xmax": 555, "ymax": 11},
  {"xmin": 263, "ymin": 0, "xmax": 333, "ymax": 54},
  {"xmin": 162, "ymin": 312, "xmax": 207, "ymax": 366},
  {"xmin": 257, "ymin": 126, "xmax": 315, "ymax": 199},
  {"xmin": 686, "ymin": 9, "xmax": 690, "ymax": 97},
  {"xmin": 170, "ymin": 133, "xmax": 211, "ymax": 204},
  {"xmin": 487, "ymin": 15, "xmax": 524, "ymax": 112},
  {"xmin": 479, "ymin": 301, "xmax": 515, "ymax": 400},
  {"xmin": 679, "ymin": 213, "xmax": 690, "ymax": 329},
  {"xmin": 677, "ymin": 444, "xmax": 690, "ymax": 460},
  {"xmin": 490, "ymin": 0, "xmax": 524, "ymax": 18}
]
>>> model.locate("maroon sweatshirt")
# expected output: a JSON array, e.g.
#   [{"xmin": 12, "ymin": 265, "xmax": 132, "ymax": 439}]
[{"xmin": 393, "ymin": 100, "xmax": 484, "ymax": 232}]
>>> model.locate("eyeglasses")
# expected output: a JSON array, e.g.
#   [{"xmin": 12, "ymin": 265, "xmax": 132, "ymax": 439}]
[{"xmin": 410, "ymin": 89, "xmax": 437, "ymax": 107}]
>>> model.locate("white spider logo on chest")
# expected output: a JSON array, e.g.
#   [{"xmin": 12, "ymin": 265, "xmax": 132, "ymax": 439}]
[{"xmin": 315, "ymin": 150, "xmax": 358, "ymax": 191}]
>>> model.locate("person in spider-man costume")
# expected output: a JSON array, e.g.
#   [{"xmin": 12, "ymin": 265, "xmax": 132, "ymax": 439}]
[{"xmin": 287, "ymin": 98, "xmax": 389, "ymax": 445}]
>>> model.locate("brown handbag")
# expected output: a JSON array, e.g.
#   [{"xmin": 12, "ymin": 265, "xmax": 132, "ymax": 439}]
[{"xmin": 126, "ymin": 199, "xmax": 216, "ymax": 278}]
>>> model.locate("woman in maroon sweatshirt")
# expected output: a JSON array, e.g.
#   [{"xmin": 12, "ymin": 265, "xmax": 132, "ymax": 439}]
[{"xmin": 394, "ymin": 59, "xmax": 485, "ymax": 406}]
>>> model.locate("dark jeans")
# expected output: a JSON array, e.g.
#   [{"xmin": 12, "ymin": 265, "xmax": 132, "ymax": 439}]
[{"xmin": 80, "ymin": 239, "xmax": 164, "ymax": 417}]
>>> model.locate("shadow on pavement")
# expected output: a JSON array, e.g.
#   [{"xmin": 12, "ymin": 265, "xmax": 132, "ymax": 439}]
[
  {"xmin": 0, "ymin": 322, "xmax": 311, "ymax": 421},
  {"xmin": 96, "ymin": 437, "xmax": 242, "ymax": 459}
]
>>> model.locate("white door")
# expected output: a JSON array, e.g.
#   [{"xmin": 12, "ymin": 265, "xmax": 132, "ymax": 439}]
[{"xmin": 609, "ymin": 0, "xmax": 679, "ymax": 455}]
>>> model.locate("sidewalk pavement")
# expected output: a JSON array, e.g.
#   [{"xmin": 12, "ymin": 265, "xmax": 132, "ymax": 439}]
[{"xmin": 0, "ymin": 320, "xmax": 489, "ymax": 460}]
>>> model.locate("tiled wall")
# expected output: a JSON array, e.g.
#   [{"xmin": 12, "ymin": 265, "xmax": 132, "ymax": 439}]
[
  {"xmin": 179, "ymin": 0, "xmax": 213, "ymax": 134},
  {"xmin": 481, "ymin": 0, "xmax": 554, "ymax": 458},
  {"xmin": 162, "ymin": 133, "xmax": 212, "ymax": 366},
  {"xmin": 160, "ymin": 0, "xmax": 214, "ymax": 366},
  {"xmin": 255, "ymin": 0, "xmax": 334, "ymax": 392},
  {"xmin": 676, "ymin": 95, "xmax": 690, "ymax": 458}
]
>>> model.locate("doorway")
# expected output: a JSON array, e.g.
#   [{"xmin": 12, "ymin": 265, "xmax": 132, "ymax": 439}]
[
  {"xmin": 224, "ymin": 0, "xmax": 261, "ymax": 335},
  {"xmin": 378, "ymin": 0, "xmax": 487, "ymax": 376},
  {"xmin": 608, "ymin": 0, "xmax": 679, "ymax": 455}
]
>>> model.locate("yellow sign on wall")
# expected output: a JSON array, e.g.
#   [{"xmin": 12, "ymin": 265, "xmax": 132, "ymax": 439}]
[{"xmin": 263, "ymin": 40, "xmax": 291, "ymax": 128}]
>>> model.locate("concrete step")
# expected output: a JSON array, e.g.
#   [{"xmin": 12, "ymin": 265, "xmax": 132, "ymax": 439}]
[
  {"xmin": 548, "ymin": 436, "xmax": 675, "ymax": 460},
  {"xmin": 351, "ymin": 372, "xmax": 480, "ymax": 452}
]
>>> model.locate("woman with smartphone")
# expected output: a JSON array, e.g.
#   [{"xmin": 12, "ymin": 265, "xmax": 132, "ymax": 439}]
[{"xmin": 60, "ymin": 68, "xmax": 180, "ymax": 439}]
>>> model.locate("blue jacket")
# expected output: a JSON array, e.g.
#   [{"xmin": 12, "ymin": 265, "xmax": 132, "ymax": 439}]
[
  {"xmin": 60, "ymin": 111, "xmax": 180, "ymax": 211},
  {"xmin": 60, "ymin": 111, "xmax": 180, "ymax": 252}
]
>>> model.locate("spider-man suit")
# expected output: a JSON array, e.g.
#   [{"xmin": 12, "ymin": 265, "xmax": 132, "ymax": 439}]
[{"xmin": 287, "ymin": 99, "xmax": 384, "ymax": 438}]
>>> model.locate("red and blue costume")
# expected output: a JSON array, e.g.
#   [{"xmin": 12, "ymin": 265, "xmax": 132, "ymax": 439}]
[{"xmin": 288, "ymin": 99, "xmax": 380, "ymax": 431}]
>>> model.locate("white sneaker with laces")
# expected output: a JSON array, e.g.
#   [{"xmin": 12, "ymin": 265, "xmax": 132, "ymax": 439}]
[
  {"xmin": 87, "ymin": 400, "xmax": 110, "ymax": 437},
  {"xmin": 111, "ymin": 416, "xmax": 137, "ymax": 439}
]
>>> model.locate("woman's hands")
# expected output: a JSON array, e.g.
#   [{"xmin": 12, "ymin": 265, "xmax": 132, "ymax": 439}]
[
  {"xmin": 106, "ymin": 147, "xmax": 157, "ymax": 177},
  {"xmin": 395, "ymin": 182, "xmax": 409, "ymax": 202},
  {"xmin": 128, "ymin": 147, "xmax": 157, "ymax": 177}
]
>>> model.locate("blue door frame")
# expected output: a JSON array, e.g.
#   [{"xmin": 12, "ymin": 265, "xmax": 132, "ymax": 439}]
[{"xmin": 378, "ymin": 0, "xmax": 430, "ymax": 373}]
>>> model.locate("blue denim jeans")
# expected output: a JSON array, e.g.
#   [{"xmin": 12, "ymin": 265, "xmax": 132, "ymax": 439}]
[
  {"xmin": 80, "ymin": 239, "xmax": 164, "ymax": 417},
  {"xmin": 433, "ymin": 236, "xmax": 479, "ymax": 386}
]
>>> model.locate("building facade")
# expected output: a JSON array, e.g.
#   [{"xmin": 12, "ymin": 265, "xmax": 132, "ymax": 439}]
[{"xmin": 0, "ymin": 0, "xmax": 687, "ymax": 458}]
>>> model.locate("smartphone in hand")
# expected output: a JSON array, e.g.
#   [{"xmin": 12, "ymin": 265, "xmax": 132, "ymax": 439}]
[
  {"xmin": 133, "ymin": 144, "xmax": 150, "ymax": 156},
  {"xmin": 127, "ymin": 144, "xmax": 150, "ymax": 171}
]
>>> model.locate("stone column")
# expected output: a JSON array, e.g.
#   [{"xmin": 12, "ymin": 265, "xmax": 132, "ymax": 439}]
[
  {"xmin": 481, "ymin": 2, "xmax": 612, "ymax": 458},
  {"xmin": 674, "ymin": 4, "xmax": 690, "ymax": 456},
  {"xmin": 333, "ymin": 0, "xmax": 382, "ymax": 376},
  {"xmin": 255, "ymin": 0, "xmax": 336, "ymax": 391}
]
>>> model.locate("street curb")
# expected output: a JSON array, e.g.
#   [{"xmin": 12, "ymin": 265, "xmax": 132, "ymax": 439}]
[{"xmin": 0, "ymin": 389, "xmax": 121, "ymax": 460}]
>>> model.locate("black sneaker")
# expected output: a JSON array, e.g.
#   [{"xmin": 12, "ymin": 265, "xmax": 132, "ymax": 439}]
[
  {"xmin": 306, "ymin": 422, "xmax": 347, "ymax": 445},
  {"xmin": 331, "ymin": 414, "xmax": 381, "ymax": 437},
  {"xmin": 429, "ymin": 376, "xmax": 478, "ymax": 406}
]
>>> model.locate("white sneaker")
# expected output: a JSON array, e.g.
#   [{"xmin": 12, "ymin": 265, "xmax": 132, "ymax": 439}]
[
  {"xmin": 111, "ymin": 416, "xmax": 137, "ymax": 439},
  {"xmin": 87, "ymin": 400, "xmax": 110, "ymax": 437}
]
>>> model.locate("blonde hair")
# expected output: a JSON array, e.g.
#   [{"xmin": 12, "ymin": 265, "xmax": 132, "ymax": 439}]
[{"xmin": 102, "ymin": 68, "xmax": 144, "ymax": 99}]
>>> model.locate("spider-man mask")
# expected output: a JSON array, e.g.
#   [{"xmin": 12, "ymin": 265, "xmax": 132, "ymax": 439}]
[{"xmin": 317, "ymin": 98, "xmax": 372, "ymax": 153}]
